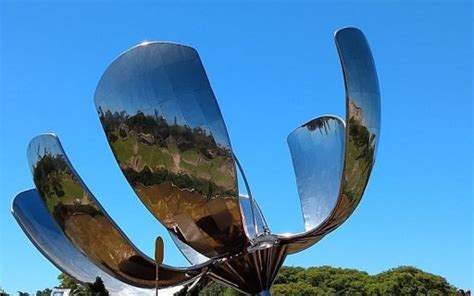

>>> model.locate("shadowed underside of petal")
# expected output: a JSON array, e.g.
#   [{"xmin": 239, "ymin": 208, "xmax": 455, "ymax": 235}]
[
  {"xmin": 169, "ymin": 232, "xmax": 210, "ymax": 265},
  {"xmin": 279, "ymin": 27, "xmax": 381, "ymax": 253},
  {"xmin": 27, "ymin": 134, "xmax": 206, "ymax": 288},
  {"xmin": 11, "ymin": 189, "xmax": 155, "ymax": 295},
  {"xmin": 170, "ymin": 158, "xmax": 268, "ymax": 265},
  {"xmin": 94, "ymin": 42, "xmax": 246, "ymax": 258}
]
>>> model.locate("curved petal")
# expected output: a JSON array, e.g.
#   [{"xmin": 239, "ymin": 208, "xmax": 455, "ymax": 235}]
[
  {"xmin": 169, "ymin": 232, "xmax": 210, "ymax": 265},
  {"xmin": 235, "ymin": 156, "xmax": 270, "ymax": 240},
  {"xmin": 94, "ymin": 42, "xmax": 246, "ymax": 258},
  {"xmin": 289, "ymin": 116, "xmax": 345, "ymax": 232},
  {"xmin": 169, "ymin": 157, "xmax": 269, "ymax": 264},
  {"xmin": 278, "ymin": 27, "xmax": 381, "ymax": 253},
  {"xmin": 11, "ymin": 189, "xmax": 156, "ymax": 295},
  {"xmin": 27, "ymin": 134, "xmax": 208, "ymax": 288}
]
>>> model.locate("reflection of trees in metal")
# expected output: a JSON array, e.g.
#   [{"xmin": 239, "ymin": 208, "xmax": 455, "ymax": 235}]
[
  {"xmin": 32, "ymin": 150, "xmax": 103, "ymax": 228},
  {"xmin": 99, "ymin": 110, "xmax": 243, "ymax": 258},
  {"xmin": 94, "ymin": 42, "xmax": 246, "ymax": 259},
  {"xmin": 12, "ymin": 27, "xmax": 380, "ymax": 295},
  {"xmin": 26, "ymin": 135, "xmax": 204, "ymax": 289}
]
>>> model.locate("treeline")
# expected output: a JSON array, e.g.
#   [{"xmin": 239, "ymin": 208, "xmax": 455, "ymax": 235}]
[
  {"xmin": 124, "ymin": 165, "xmax": 235, "ymax": 198},
  {"xmin": 198, "ymin": 266, "xmax": 457, "ymax": 296},
  {"xmin": 2, "ymin": 275, "xmax": 109, "ymax": 296},
  {"xmin": 99, "ymin": 110, "xmax": 231, "ymax": 159},
  {"xmin": 32, "ymin": 153, "xmax": 68, "ymax": 201},
  {"xmin": 3, "ymin": 266, "xmax": 459, "ymax": 296}
]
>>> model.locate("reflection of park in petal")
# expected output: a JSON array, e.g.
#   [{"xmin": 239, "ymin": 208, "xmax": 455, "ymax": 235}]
[
  {"xmin": 13, "ymin": 28, "xmax": 381, "ymax": 295},
  {"xmin": 101, "ymin": 110, "xmax": 237, "ymax": 196}
]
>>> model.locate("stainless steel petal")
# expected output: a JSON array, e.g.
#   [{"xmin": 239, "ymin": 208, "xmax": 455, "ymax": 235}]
[
  {"xmin": 94, "ymin": 42, "xmax": 246, "ymax": 258},
  {"xmin": 239, "ymin": 195, "xmax": 269, "ymax": 240},
  {"xmin": 235, "ymin": 156, "xmax": 270, "ymax": 240},
  {"xmin": 11, "ymin": 189, "xmax": 155, "ymax": 295},
  {"xmin": 289, "ymin": 116, "xmax": 345, "ymax": 232},
  {"xmin": 27, "ymin": 134, "xmax": 207, "ymax": 288},
  {"xmin": 278, "ymin": 27, "xmax": 381, "ymax": 253},
  {"xmin": 208, "ymin": 244, "xmax": 288, "ymax": 295},
  {"xmin": 169, "ymin": 231, "xmax": 210, "ymax": 265},
  {"xmin": 169, "ymin": 157, "xmax": 267, "ymax": 264}
]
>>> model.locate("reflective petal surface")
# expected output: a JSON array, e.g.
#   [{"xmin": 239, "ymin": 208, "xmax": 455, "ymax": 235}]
[
  {"xmin": 235, "ymin": 156, "xmax": 269, "ymax": 239},
  {"xmin": 169, "ymin": 232, "xmax": 210, "ymax": 265},
  {"xmin": 208, "ymin": 245, "xmax": 288, "ymax": 295},
  {"xmin": 288, "ymin": 116, "xmax": 345, "ymax": 231},
  {"xmin": 11, "ymin": 189, "xmax": 155, "ymax": 295},
  {"xmin": 94, "ymin": 42, "xmax": 246, "ymax": 258},
  {"xmin": 12, "ymin": 27, "xmax": 381, "ymax": 296},
  {"xmin": 239, "ymin": 195, "xmax": 269, "ymax": 239},
  {"xmin": 27, "ymin": 134, "xmax": 206, "ymax": 288},
  {"xmin": 279, "ymin": 27, "xmax": 381, "ymax": 253}
]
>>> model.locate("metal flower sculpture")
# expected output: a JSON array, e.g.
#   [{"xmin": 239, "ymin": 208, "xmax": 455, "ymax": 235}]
[{"xmin": 12, "ymin": 27, "xmax": 380, "ymax": 295}]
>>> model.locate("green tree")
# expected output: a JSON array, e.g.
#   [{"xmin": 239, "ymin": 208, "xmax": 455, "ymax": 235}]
[
  {"xmin": 35, "ymin": 289, "xmax": 52, "ymax": 296},
  {"xmin": 0, "ymin": 287, "xmax": 9, "ymax": 296},
  {"xmin": 85, "ymin": 277, "xmax": 108, "ymax": 296},
  {"xmin": 197, "ymin": 265, "xmax": 458, "ymax": 295},
  {"xmin": 58, "ymin": 273, "xmax": 78, "ymax": 290},
  {"xmin": 197, "ymin": 283, "xmax": 242, "ymax": 296},
  {"xmin": 57, "ymin": 273, "xmax": 109, "ymax": 296}
]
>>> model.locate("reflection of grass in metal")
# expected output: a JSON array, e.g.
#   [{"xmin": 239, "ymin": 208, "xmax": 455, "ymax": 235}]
[
  {"xmin": 111, "ymin": 130, "xmax": 235, "ymax": 188},
  {"xmin": 182, "ymin": 149, "xmax": 200, "ymax": 164},
  {"xmin": 45, "ymin": 176, "xmax": 81, "ymax": 202},
  {"xmin": 110, "ymin": 133, "xmax": 135, "ymax": 163},
  {"xmin": 137, "ymin": 142, "xmax": 173, "ymax": 169},
  {"xmin": 41, "ymin": 175, "xmax": 84, "ymax": 212},
  {"xmin": 45, "ymin": 194, "xmax": 59, "ymax": 212},
  {"xmin": 111, "ymin": 135, "xmax": 173, "ymax": 170},
  {"xmin": 61, "ymin": 177, "xmax": 84, "ymax": 202},
  {"xmin": 210, "ymin": 157, "xmax": 234, "ymax": 186}
]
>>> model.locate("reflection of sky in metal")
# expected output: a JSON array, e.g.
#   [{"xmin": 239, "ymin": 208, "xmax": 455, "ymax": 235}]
[
  {"xmin": 239, "ymin": 195, "xmax": 268, "ymax": 239},
  {"xmin": 11, "ymin": 189, "xmax": 156, "ymax": 295},
  {"xmin": 12, "ymin": 27, "xmax": 383, "ymax": 295},
  {"xmin": 335, "ymin": 28, "xmax": 380, "ymax": 142},
  {"xmin": 169, "ymin": 232, "xmax": 210, "ymax": 265},
  {"xmin": 235, "ymin": 156, "xmax": 269, "ymax": 239},
  {"xmin": 288, "ymin": 116, "xmax": 345, "ymax": 231},
  {"xmin": 95, "ymin": 42, "xmax": 231, "ymax": 147}
]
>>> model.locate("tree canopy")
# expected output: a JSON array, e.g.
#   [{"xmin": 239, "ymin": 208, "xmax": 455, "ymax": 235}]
[
  {"xmin": 56, "ymin": 274, "xmax": 109, "ymax": 296},
  {"xmin": 3, "ymin": 266, "xmax": 459, "ymax": 295},
  {"xmin": 198, "ymin": 266, "xmax": 457, "ymax": 296}
]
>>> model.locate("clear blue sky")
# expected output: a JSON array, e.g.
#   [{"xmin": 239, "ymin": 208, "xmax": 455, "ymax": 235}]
[{"xmin": 1, "ymin": 0, "xmax": 472, "ymax": 293}]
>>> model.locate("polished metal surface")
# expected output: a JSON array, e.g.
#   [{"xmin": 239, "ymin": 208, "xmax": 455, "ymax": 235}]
[
  {"xmin": 94, "ymin": 42, "xmax": 246, "ymax": 259},
  {"xmin": 278, "ymin": 27, "xmax": 381, "ymax": 253},
  {"xmin": 27, "ymin": 134, "xmax": 207, "ymax": 288},
  {"xmin": 11, "ymin": 189, "xmax": 155, "ymax": 295},
  {"xmin": 208, "ymin": 245, "xmax": 288, "ymax": 295},
  {"xmin": 13, "ymin": 27, "xmax": 380, "ymax": 296},
  {"xmin": 236, "ymin": 156, "xmax": 269, "ymax": 240},
  {"xmin": 288, "ymin": 116, "xmax": 345, "ymax": 231},
  {"xmin": 169, "ymin": 232, "xmax": 210, "ymax": 265}
]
